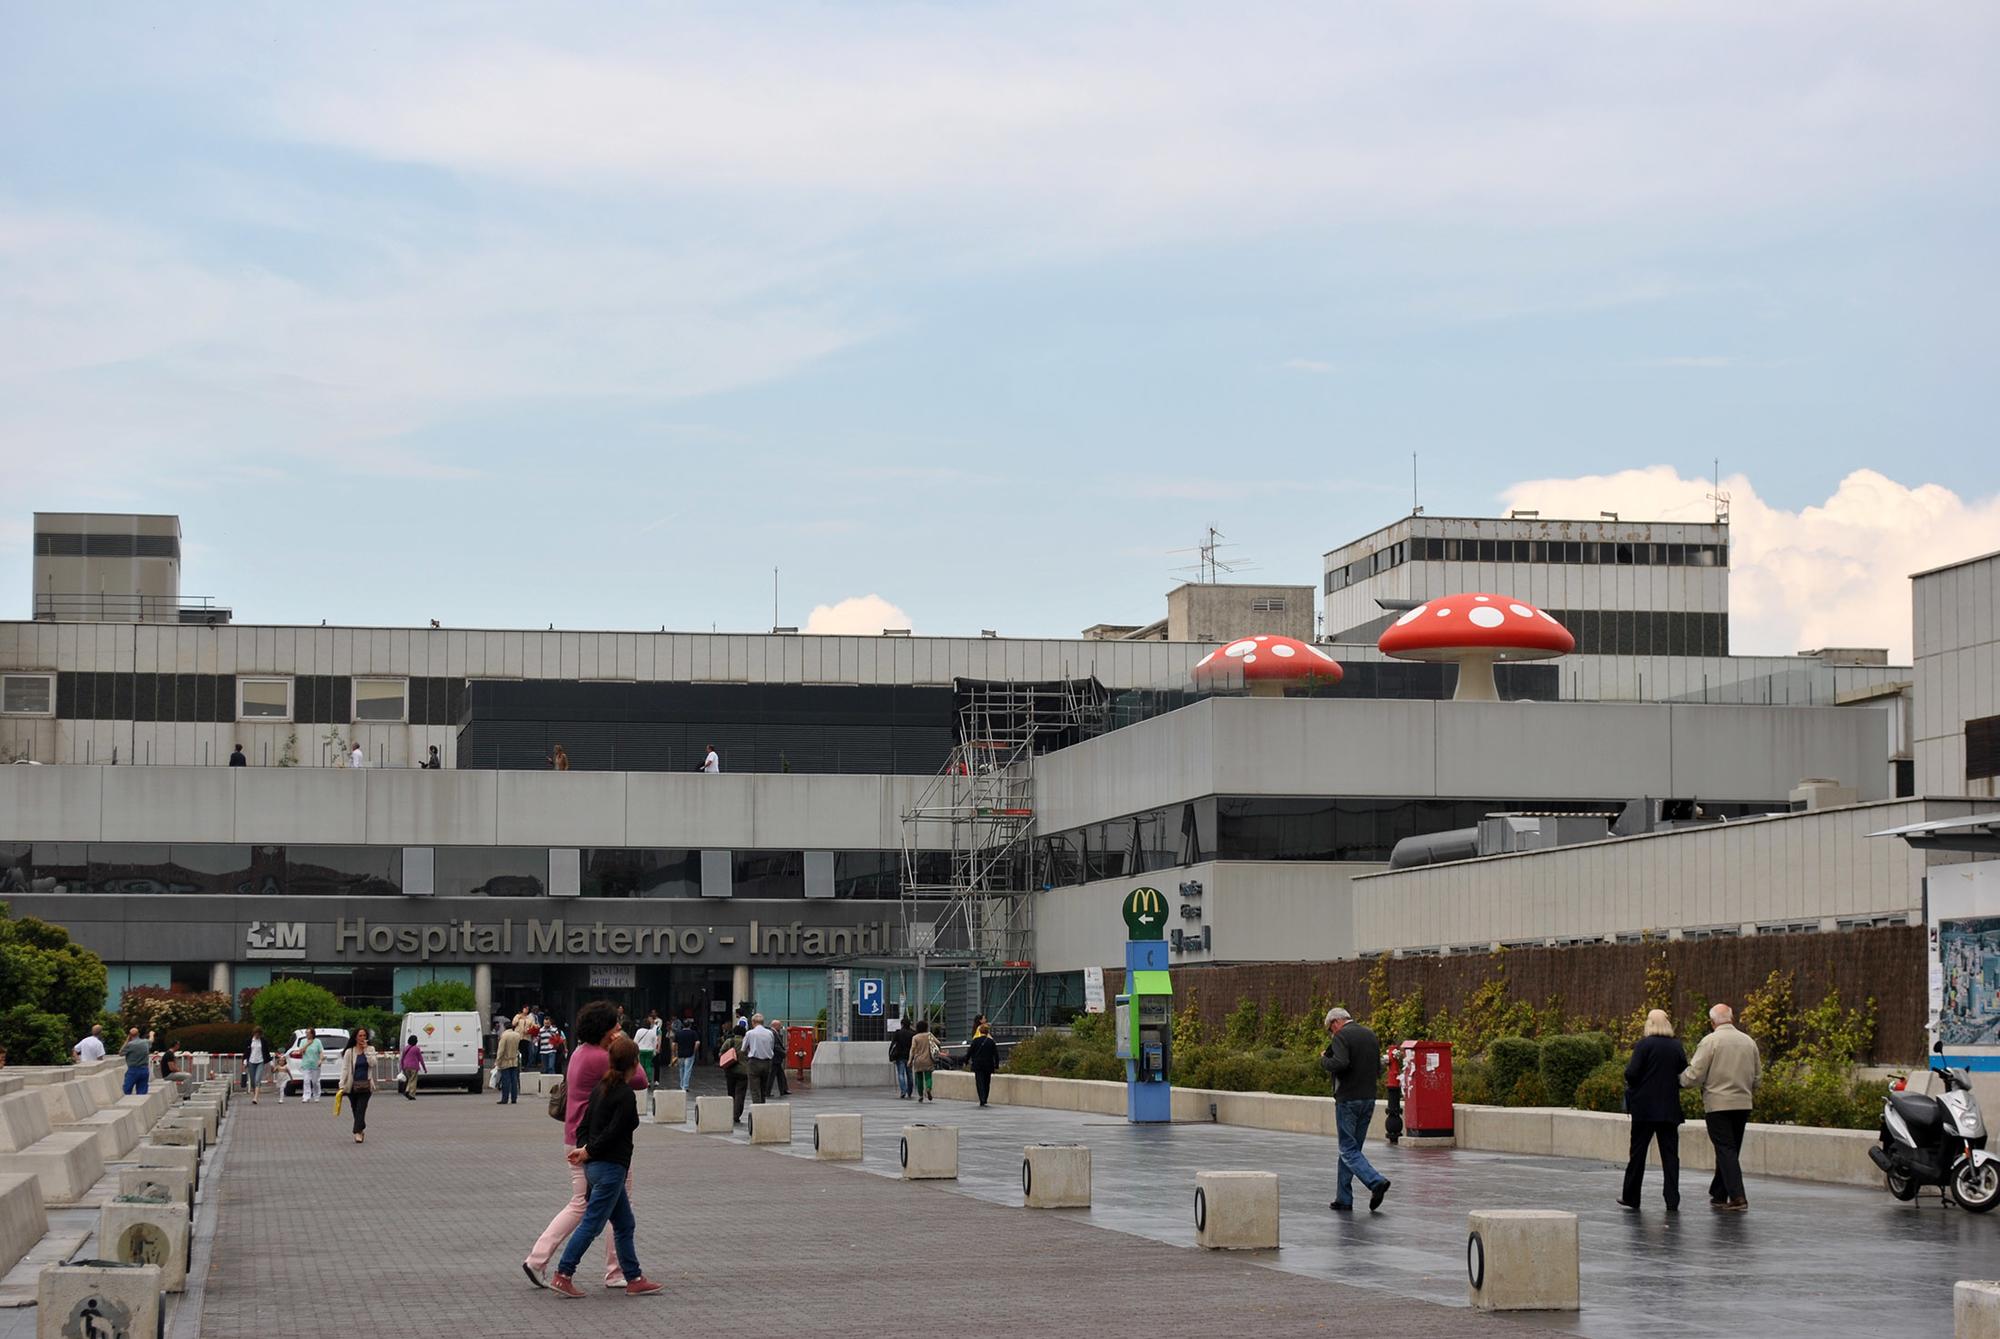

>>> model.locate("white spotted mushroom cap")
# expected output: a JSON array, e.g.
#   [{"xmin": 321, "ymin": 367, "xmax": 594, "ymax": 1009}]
[
  {"xmin": 1375, "ymin": 594, "xmax": 1576, "ymax": 662},
  {"xmin": 1193, "ymin": 634, "xmax": 1344, "ymax": 684}
]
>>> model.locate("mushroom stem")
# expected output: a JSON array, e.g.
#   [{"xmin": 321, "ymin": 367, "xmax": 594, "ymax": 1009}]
[{"xmin": 1451, "ymin": 653, "xmax": 1501, "ymax": 702}]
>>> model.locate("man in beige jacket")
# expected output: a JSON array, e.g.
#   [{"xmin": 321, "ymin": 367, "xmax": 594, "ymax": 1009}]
[{"xmin": 1681, "ymin": 1002, "xmax": 1761, "ymax": 1211}]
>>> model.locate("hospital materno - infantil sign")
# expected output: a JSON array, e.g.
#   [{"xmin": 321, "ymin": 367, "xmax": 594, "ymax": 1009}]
[{"xmin": 332, "ymin": 916, "xmax": 898, "ymax": 963}]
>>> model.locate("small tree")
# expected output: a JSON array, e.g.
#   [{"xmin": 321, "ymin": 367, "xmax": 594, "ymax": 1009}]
[
  {"xmin": 252, "ymin": 978, "xmax": 344, "ymax": 1043},
  {"xmin": 400, "ymin": 979, "xmax": 477, "ymax": 1015},
  {"xmin": 0, "ymin": 902, "xmax": 109, "ymax": 1062}
]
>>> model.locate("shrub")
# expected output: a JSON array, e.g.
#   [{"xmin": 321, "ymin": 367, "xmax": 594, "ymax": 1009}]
[
  {"xmin": 1540, "ymin": 1032, "xmax": 1614, "ymax": 1109},
  {"xmin": 0, "ymin": 904, "xmax": 109, "ymax": 1041},
  {"xmin": 163, "ymin": 1022, "xmax": 256, "ymax": 1054},
  {"xmin": 1752, "ymin": 1063, "xmax": 1885, "ymax": 1130},
  {"xmin": 1453, "ymin": 1057, "xmax": 1494, "ymax": 1106},
  {"xmin": 400, "ymin": 980, "xmax": 477, "ymax": 1014},
  {"xmin": 0, "ymin": 1002, "xmax": 72, "ymax": 1065},
  {"xmin": 119, "ymin": 987, "xmax": 231, "ymax": 1036},
  {"xmin": 1507, "ymin": 1070, "xmax": 1548, "ymax": 1107},
  {"xmin": 251, "ymin": 979, "xmax": 344, "ymax": 1043},
  {"xmin": 342, "ymin": 1006, "xmax": 398, "ymax": 1045},
  {"xmin": 1573, "ymin": 1058, "xmax": 1627, "ymax": 1113},
  {"xmin": 1488, "ymin": 1037, "xmax": 1543, "ymax": 1102}
]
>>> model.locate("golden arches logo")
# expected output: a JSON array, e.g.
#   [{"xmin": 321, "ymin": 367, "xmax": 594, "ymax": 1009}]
[{"xmin": 1122, "ymin": 886, "xmax": 1167, "ymax": 939}]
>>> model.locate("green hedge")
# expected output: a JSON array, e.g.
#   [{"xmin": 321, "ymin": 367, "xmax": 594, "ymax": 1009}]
[
  {"xmin": 161, "ymin": 1022, "xmax": 256, "ymax": 1054},
  {"xmin": 1540, "ymin": 1033, "xmax": 1614, "ymax": 1108},
  {"xmin": 1488, "ymin": 1037, "xmax": 1542, "ymax": 1101},
  {"xmin": 1573, "ymin": 1059, "xmax": 1626, "ymax": 1113},
  {"xmin": 251, "ymin": 979, "xmax": 344, "ymax": 1044}
]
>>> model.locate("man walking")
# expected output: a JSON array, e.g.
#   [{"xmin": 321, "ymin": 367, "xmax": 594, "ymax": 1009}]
[
  {"xmin": 299, "ymin": 1029, "xmax": 325, "ymax": 1102},
  {"xmin": 768, "ymin": 1018, "xmax": 790, "ymax": 1098},
  {"xmin": 120, "ymin": 1028, "xmax": 152, "ymax": 1096},
  {"xmin": 496, "ymin": 1019, "xmax": 523, "ymax": 1104},
  {"xmin": 73, "ymin": 1024, "xmax": 106, "ymax": 1064},
  {"xmin": 1682, "ymin": 1002, "xmax": 1761, "ymax": 1212},
  {"xmin": 1321, "ymin": 1007, "xmax": 1391, "ymax": 1213},
  {"xmin": 743, "ymin": 1013, "xmax": 777, "ymax": 1103},
  {"xmin": 674, "ymin": 1016, "xmax": 700, "ymax": 1091}
]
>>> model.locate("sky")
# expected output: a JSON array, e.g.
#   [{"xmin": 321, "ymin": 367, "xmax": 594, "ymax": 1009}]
[{"xmin": 2, "ymin": 3, "xmax": 1996, "ymax": 661}]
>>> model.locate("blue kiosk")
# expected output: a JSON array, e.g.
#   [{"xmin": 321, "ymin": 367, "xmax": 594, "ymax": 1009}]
[{"xmin": 1113, "ymin": 885, "xmax": 1174, "ymax": 1123}]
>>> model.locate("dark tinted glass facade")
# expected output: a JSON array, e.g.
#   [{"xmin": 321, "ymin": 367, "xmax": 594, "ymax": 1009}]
[
  {"xmin": 0, "ymin": 843, "xmax": 399, "ymax": 895},
  {"xmin": 1327, "ymin": 534, "xmax": 1729, "ymax": 593}
]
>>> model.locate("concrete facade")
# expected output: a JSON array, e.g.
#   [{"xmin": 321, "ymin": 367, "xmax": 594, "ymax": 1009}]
[
  {"xmin": 1164, "ymin": 582, "xmax": 1315, "ymax": 645},
  {"xmin": 1914, "ymin": 550, "xmax": 2000, "ymax": 799}
]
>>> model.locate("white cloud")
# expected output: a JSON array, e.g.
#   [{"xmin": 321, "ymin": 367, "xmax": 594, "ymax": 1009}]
[
  {"xmin": 804, "ymin": 594, "xmax": 913, "ymax": 636},
  {"xmin": 1498, "ymin": 466, "xmax": 2000, "ymax": 662}
]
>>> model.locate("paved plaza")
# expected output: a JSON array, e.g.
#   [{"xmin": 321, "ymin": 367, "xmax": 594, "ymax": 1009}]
[{"xmin": 169, "ymin": 1076, "xmax": 1995, "ymax": 1337}]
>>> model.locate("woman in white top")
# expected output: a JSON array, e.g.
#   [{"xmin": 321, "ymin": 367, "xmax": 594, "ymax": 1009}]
[{"xmin": 244, "ymin": 1028, "xmax": 269, "ymax": 1105}]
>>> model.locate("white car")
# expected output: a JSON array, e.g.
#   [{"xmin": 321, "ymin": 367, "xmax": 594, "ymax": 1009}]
[{"xmin": 281, "ymin": 1027, "xmax": 351, "ymax": 1096}]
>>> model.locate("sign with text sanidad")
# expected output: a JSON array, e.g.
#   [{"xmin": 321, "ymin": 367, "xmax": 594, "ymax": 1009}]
[{"xmin": 1083, "ymin": 966, "xmax": 1105, "ymax": 1014}]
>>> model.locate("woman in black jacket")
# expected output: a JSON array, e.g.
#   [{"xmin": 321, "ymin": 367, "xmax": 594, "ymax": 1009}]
[
  {"xmin": 1620, "ymin": 1009, "xmax": 1688, "ymax": 1211},
  {"xmin": 551, "ymin": 1037, "xmax": 660, "ymax": 1299},
  {"xmin": 888, "ymin": 1024, "xmax": 914, "ymax": 1100},
  {"xmin": 965, "ymin": 1025, "xmax": 1001, "ymax": 1107}
]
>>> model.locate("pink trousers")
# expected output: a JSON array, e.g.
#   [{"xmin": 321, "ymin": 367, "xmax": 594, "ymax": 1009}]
[{"xmin": 527, "ymin": 1158, "xmax": 634, "ymax": 1283}]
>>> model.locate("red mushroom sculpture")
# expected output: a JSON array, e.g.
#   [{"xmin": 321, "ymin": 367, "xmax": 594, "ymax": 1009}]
[
  {"xmin": 1192, "ymin": 634, "xmax": 1343, "ymax": 697},
  {"xmin": 1376, "ymin": 594, "xmax": 1573, "ymax": 702}
]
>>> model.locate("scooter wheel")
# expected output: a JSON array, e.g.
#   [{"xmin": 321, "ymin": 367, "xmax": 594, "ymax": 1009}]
[
  {"xmin": 1952, "ymin": 1160, "xmax": 2000, "ymax": 1214},
  {"xmin": 1886, "ymin": 1168, "xmax": 1919, "ymax": 1202}
]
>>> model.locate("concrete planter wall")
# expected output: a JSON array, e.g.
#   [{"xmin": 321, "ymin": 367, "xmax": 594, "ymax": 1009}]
[{"xmin": 938, "ymin": 1073, "xmax": 1880, "ymax": 1189}]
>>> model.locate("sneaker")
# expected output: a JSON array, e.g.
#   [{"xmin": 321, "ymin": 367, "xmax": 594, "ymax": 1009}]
[
  {"xmin": 1369, "ymin": 1179, "xmax": 1391, "ymax": 1212},
  {"xmin": 605, "ymin": 1279, "xmax": 627, "ymax": 1290},
  {"xmin": 625, "ymin": 1278, "xmax": 664, "ymax": 1298},
  {"xmin": 550, "ymin": 1274, "xmax": 585, "ymax": 1300},
  {"xmin": 522, "ymin": 1262, "xmax": 548, "ymax": 1290}
]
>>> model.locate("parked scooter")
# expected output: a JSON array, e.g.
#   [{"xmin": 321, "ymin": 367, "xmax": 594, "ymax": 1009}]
[{"xmin": 1870, "ymin": 1041, "xmax": 2000, "ymax": 1212}]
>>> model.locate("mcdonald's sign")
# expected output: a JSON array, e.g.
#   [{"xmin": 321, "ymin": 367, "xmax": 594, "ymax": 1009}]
[{"xmin": 1121, "ymin": 886, "xmax": 1168, "ymax": 940}]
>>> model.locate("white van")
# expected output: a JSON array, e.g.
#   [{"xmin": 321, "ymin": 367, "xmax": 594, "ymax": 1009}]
[{"xmin": 397, "ymin": 1012, "xmax": 486, "ymax": 1093}]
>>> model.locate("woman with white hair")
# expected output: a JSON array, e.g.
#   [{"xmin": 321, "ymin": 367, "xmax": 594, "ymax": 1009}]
[{"xmin": 1618, "ymin": 1009, "xmax": 1688, "ymax": 1211}]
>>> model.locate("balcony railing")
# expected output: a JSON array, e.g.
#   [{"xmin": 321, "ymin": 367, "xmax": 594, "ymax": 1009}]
[{"xmin": 32, "ymin": 593, "xmax": 231, "ymax": 624}]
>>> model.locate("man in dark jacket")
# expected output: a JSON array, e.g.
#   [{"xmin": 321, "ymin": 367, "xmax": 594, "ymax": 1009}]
[{"xmin": 1321, "ymin": 1007, "xmax": 1391, "ymax": 1213}]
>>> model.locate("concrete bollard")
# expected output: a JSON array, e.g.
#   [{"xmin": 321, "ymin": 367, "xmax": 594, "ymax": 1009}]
[
  {"xmin": 1466, "ymin": 1210, "xmax": 1579, "ymax": 1312},
  {"xmin": 1022, "ymin": 1143, "xmax": 1092, "ymax": 1209},
  {"xmin": 748, "ymin": 1103, "xmax": 792, "ymax": 1145},
  {"xmin": 1194, "ymin": 1171, "xmax": 1279, "ymax": 1250},
  {"xmin": 36, "ymin": 1261, "xmax": 165, "ymax": 1339},
  {"xmin": 813, "ymin": 1114, "xmax": 863, "ymax": 1161},
  {"xmin": 119, "ymin": 1165, "xmax": 194, "ymax": 1217},
  {"xmin": 177, "ymin": 1101, "xmax": 221, "ymax": 1142},
  {"xmin": 900, "ymin": 1124, "xmax": 958, "ymax": 1180},
  {"xmin": 151, "ymin": 1122, "xmax": 203, "ymax": 1156},
  {"xmin": 99, "ymin": 1198, "xmax": 191, "ymax": 1292},
  {"xmin": 0, "ymin": 1173, "xmax": 47, "ymax": 1281},
  {"xmin": 135, "ymin": 1142, "xmax": 200, "ymax": 1196},
  {"xmin": 649, "ymin": 1089, "xmax": 687, "ymax": 1125},
  {"xmin": 695, "ymin": 1096, "xmax": 734, "ymax": 1134},
  {"xmin": 1959, "ymin": 1281, "xmax": 2000, "ymax": 1338}
]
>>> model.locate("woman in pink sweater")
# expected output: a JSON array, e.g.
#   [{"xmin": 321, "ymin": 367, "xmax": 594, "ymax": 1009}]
[{"xmin": 523, "ymin": 1001, "xmax": 648, "ymax": 1290}]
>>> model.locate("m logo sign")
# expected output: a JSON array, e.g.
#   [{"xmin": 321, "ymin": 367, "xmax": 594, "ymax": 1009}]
[
  {"xmin": 1121, "ymin": 887, "xmax": 1167, "ymax": 941},
  {"xmin": 245, "ymin": 920, "xmax": 306, "ymax": 960}
]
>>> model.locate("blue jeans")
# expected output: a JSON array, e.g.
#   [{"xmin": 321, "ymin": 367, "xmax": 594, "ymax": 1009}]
[
  {"xmin": 678, "ymin": 1056, "xmax": 695, "ymax": 1091},
  {"xmin": 894, "ymin": 1059, "xmax": 912, "ymax": 1097},
  {"xmin": 498, "ymin": 1067, "xmax": 520, "ymax": 1103},
  {"xmin": 543, "ymin": 1050, "xmax": 560, "ymax": 1075},
  {"xmin": 1334, "ymin": 1098, "xmax": 1385, "ymax": 1207},
  {"xmin": 558, "ymin": 1160, "xmax": 639, "ymax": 1282},
  {"xmin": 123, "ymin": 1066, "xmax": 149, "ymax": 1096}
]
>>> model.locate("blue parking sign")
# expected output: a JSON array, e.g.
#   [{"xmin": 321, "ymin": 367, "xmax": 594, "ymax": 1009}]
[{"xmin": 857, "ymin": 978, "xmax": 885, "ymax": 1017}]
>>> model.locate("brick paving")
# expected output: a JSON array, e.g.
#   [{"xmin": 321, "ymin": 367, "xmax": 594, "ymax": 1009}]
[{"xmin": 200, "ymin": 1083, "xmax": 1531, "ymax": 1337}]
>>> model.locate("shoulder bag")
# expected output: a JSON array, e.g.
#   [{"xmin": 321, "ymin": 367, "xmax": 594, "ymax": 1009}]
[{"xmin": 546, "ymin": 1078, "xmax": 566, "ymax": 1120}]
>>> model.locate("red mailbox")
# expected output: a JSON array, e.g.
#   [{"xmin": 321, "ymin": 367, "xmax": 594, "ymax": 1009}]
[
  {"xmin": 1402, "ymin": 1040, "xmax": 1454, "ymax": 1138},
  {"xmin": 786, "ymin": 1026, "xmax": 817, "ymax": 1076}
]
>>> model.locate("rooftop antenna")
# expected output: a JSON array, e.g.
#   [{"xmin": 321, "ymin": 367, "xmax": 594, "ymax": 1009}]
[
  {"xmin": 1707, "ymin": 457, "xmax": 1731, "ymax": 524},
  {"xmin": 773, "ymin": 566, "xmax": 779, "ymax": 632},
  {"xmin": 1411, "ymin": 452, "xmax": 1423, "ymax": 516},
  {"xmin": 1167, "ymin": 526, "xmax": 1248, "ymax": 584}
]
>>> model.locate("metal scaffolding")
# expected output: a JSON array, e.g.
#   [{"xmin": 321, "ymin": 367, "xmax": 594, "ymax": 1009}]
[{"xmin": 896, "ymin": 677, "xmax": 1103, "ymax": 1026}]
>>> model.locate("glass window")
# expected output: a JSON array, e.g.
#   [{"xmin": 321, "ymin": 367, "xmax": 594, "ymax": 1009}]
[
  {"xmin": 832, "ymin": 851, "xmax": 905, "ymax": 899},
  {"xmin": 732, "ymin": 850, "xmax": 804, "ymax": 898},
  {"xmin": 1, "ymin": 673, "xmax": 54, "ymax": 716},
  {"xmin": 581, "ymin": 848, "xmax": 700, "ymax": 898},
  {"xmin": 352, "ymin": 678, "xmax": 408, "ymax": 722},
  {"xmin": 435, "ymin": 847, "xmax": 544, "ymax": 897},
  {"xmin": 238, "ymin": 677, "xmax": 292, "ymax": 721},
  {"xmin": 285, "ymin": 845, "xmax": 402, "ymax": 896},
  {"xmin": 1689, "ymin": 544, "xmax": 1718, "ymax": 567}
]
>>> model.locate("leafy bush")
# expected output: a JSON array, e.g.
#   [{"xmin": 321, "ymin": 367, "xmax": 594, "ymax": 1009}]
[
  {"xmin": 0, "ymin": 1002, "xmax": 72, "ymax": 1065},
  {"xmin": 163, "ymin": 1022, "xmax": 256, "ymax": 1054},
  {"xmin": 1488, "ymin": 1037, "xmax": 1543, "ymax": 1102},
  {"xmin": 1453, "ymin": 1057, "xmax": 1494, "ymax": 1106},
  {"xmin": 1507, "ymin": 1070, "xmax": 1548, "ymax": 1107},
  {"xmin": 0, "ymin": 904, "xmax": 109, "ymax": 1043},
  {"xmin": 342, "ymin": 1006, "xmax": 398, "ymax": 1045},
  {"xmin": 400, "ymin": 980, "xmax": 477, "ymax": 1014},
  {"xmin": 251, "ymin": 979, "xmax": 344, "ymax": 1043},
  {"xmin": 1573, "ymin": 1058, "xmax": 1627, "ymax": 1113},
  {"xmin": 1751, "ymin": 1063, "xmax": 1885, "ymax": 1130},
  {"xmin": 120, "ymin": 987, "xmax": 231, "ymax": 1036},
  {"xmin": 1540, "ymin": 1032, "xmax": 1614, "ymax": 1108}
]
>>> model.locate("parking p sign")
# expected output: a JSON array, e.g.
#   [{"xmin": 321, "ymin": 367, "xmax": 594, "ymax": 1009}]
[{"xmin": 857, "ymin": 978, "xmax": 885, "ymax": 1017}]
